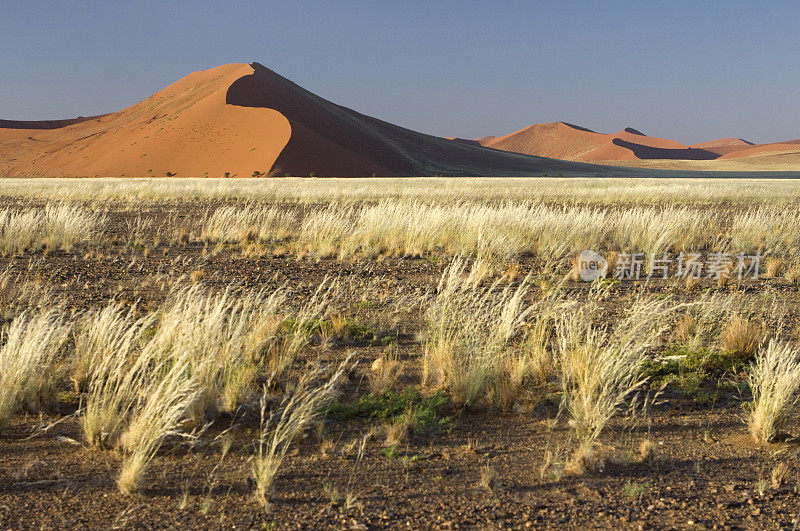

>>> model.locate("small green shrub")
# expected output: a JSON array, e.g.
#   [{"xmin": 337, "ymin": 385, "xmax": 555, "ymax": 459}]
[{"xmin": 326, "ymin": 388, "xmax": 450, "ymax": 434}]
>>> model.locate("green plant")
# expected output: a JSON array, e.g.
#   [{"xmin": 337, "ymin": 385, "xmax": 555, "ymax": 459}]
[
  {"xmin": 622, "ymin": 480, "xmax": 649, "ymax": 500},
  {"xmin": 326, "ymin": 387, "xmax": 450, "ymax": 434}
]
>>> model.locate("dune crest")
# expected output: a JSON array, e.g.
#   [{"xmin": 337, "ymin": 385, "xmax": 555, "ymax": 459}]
[{"xmin": 477, "ymin": 121, "xmax": 715, "ymax": 161}]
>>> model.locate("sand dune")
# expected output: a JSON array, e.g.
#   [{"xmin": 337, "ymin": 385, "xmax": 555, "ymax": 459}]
[
  {"xmin": 2, "ymin": 62, "xmax": 798, "ymax": 177},
  {"xmin": 0, "ymin": 64, "xmax": 291, "ymax": 177},
  {"xmin": 0, "ymin": 62, "xmax": 662, "ymax": 178},
  {"xmin": 717, "ymin": 139, "xmax": 800, "ymax": 159},
  {"xmin": 221, "ymin": 63, "xmax": 648, "ymax": 177},
  {"xmin": 476, "ymin": 122, "xmax": 799, "ymax": 170},
  {"xmin": 478, "ymin": 122, "xmax": 721, "ymax": 161}
]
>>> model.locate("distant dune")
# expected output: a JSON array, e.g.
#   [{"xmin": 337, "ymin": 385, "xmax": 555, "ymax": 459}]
[
  {"xmin": 476, "ymin": 122, "xmax": 799, "ymax": 170},
  {"xmin": 718, "ymin": 139, "xmax": 800, "ymax": 159},
  {"xmin": 476, "ymin": 122, "xmax": 720, "ymax": 161}
]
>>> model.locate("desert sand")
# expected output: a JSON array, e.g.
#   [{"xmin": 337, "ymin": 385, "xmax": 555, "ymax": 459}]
[
  {"xmin": 476, "ymin": 122, "xmax": 800, "ymax": 170},
  {"xmin": 0, "ymin": 64, "xmax": 291, "ymax": 178},
  {"xmin": 2, "ymin": 62, "xmax": 798, "ymax": 177},
  {"xmin": 0, "ymin": 63, "xmax": 657, "ymax": 178}
]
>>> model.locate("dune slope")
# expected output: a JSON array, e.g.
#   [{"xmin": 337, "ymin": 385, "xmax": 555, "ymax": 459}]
[
  {"xmin": 478, "ymin": 122, "xmax": 721, "ymax": 161},
  {"xmin": 0, "ymin": 64, "xmax": 291, "ymax": 178},
  {"xmin": 477, "ymin": 122, "xmax": 799, "ymax": 170},
  {"xmin": 1, "ymin": 62, "xmax": 652, "ymax": 178}
]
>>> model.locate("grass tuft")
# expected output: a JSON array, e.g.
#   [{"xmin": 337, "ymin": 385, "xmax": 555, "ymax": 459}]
[{"xmin": 747, "ymin": 339, "xmax": 800, "ymax": 443}]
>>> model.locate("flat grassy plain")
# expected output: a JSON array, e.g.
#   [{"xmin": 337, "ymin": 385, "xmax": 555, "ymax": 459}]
[{"xmin": 1, "ymin": 177, "xmax": 800, "ymax": 528}]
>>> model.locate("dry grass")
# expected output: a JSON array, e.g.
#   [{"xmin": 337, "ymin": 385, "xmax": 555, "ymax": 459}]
[
  {"xmin": 764, "ymin": 257, "xmax": 781, "ymax": 278},
  {"xmin": 368, "ymin": 347, "xmax": 404, "ymax": 394},
  {"xmin": 0, "ymin": 203, "xmax": 104, "ymax": 255},
  {"xmin": 5, "ymin": 179, "xmax": 800, "ymax": 264},
  {"xmin": 422, "ymin": 258, "xmax": 533, "ymax": 407},
  {"xmin": 151, "ymin": 285, "xmax": 285, "ymax": 421},
  {"xmin": 79, "ymin": 304, "xmax": 155, "ymax": 449},
  {"xmin": 747, "ymin": 339, "xmax": 800, "ymax": 443},
  {"xmin": 0, "ymin": 307, "xmax": 70, "ymax": 427},
  {"xmin": 7, "ymin": 177, "xmax": 800, "ymax": 207},
  {"xmin": 252, "ymin": 357, "xmax": 351, "ymax": 507},
  {"xmin": 719, "ymin": 316, "xmax": 763, "ymax": 360},
  {"xmin": 117, "ymin": 348, "xmax": 208, "ymax": 495},
  {"xmin": 478, "ymin": 465, "xmax": 501, "ymax": 493},
  {"xmin": 201, "ymin": 204, "xmax": 295, "ymax": 244},
  {"xmin": 556, "ymin": 295, "xmax": 672, "ymax": 446}
]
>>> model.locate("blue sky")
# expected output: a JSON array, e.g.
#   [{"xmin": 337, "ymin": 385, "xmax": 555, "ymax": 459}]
[{"xmin": 1, "ymin": 1, "xmax": 798, "ymax": 144}]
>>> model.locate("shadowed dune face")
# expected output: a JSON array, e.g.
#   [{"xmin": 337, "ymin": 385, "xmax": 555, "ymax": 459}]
[
  {"xmin": 610, "ymin": 138, "xmax": 718, "ymax": 160},
  {"xmin": 223, "ymin": 62, "xmax": 645, "ymax": 177},
  {"xmin": 478, "ymin": 122, "xmax": 712, "ymax": 161},
  {"xmin": 225, "ymin": 63, "xmax": 399, "ymax": 177}
]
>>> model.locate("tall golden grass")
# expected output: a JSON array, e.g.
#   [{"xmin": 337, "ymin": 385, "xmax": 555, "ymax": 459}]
[
  {"xmin": 0, "ymin": 307, "xmax": 70, "ymax": 427},
  {"xmin": 0, "ymin": 203, "xmax": 104, "ymax": 254},
  {"xmin": 747, "ymin": 340, "xmax": 800, "ymax": 443}
]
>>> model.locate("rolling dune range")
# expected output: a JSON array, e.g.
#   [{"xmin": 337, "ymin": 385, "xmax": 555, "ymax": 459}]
[{"xmin": 1, "ymin": 62, "xmax": 798, "ymax": 177}]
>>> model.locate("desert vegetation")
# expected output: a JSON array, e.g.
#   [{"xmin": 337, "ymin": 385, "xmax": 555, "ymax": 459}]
[{"xmin": 1, "ymin": 178, "xmax": 799, "ymax": 528}]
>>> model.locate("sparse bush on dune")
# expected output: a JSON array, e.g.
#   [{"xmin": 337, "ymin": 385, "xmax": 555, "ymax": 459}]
[
  {"xmin": 0, "ymin": 307, "xmax": 71, "ymax": 427},
  {"xmin": 747, "ymin": 339, "xmax": 800, "ymax": 444}
]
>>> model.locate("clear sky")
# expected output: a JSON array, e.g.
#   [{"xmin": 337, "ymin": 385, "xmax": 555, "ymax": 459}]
[{"xmin": 1, "ymin": 1, "xmax": 798, "ymax": 144}]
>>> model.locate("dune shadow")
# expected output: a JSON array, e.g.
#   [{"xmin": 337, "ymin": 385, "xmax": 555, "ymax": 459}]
[{"xmin": 612, "ymin": 138, "xmax": 720, "ymax": 160}]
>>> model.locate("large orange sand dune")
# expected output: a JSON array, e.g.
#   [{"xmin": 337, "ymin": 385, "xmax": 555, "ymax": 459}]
[
  {"xmin": 0, "ymin": 63, "xmax": 654, "ymax": 178},
  {"xmin": 3, "ymin": 62, "xmax": 798, "ymax": 176},
  {"xmin": 0, "ymin": 64, "xmax": 290, "ymax": 177}
]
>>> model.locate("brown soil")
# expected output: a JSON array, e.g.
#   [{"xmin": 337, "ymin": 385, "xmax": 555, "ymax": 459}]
[{"xmin": 1, "ymin": 200, "xmax": 799, "ymax": 529}]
